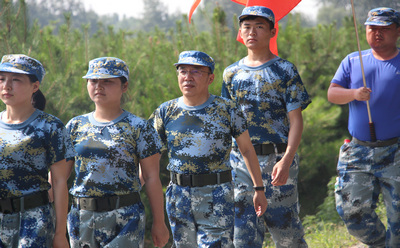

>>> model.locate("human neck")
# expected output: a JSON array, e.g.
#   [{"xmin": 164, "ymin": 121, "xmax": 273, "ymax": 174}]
[
  {"xmin": 372, "ymin": 47, "xmax": 399, "ymax": 60},
  {"xmin": 93, "ymin": 105, "xmax": 123, "ymax": 122},
  {"xmin": 244, "ymin": 49, "xmax": 276, "ymax": 67},
  {"xmin": 182, "ymin": 93, "xmax": 210, "ymax": 107},
  {"xmin": 3, "ymin": 105, "xmax": 36, "ymax": 124}
]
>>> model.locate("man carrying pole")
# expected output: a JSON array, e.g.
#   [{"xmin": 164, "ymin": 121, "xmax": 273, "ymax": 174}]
[{"xmin": 327, "ymin": 7, "xmax": 400, "ymax": 247}]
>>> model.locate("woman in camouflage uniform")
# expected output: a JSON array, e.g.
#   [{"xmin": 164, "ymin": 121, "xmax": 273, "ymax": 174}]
[{"xmin": 0, "ymin": 54, "xmax": 75, "ymax": 247}]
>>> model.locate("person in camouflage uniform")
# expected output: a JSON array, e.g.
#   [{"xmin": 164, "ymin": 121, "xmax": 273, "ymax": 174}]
[
  {"xmin": 66, "ymin": 57, "xmax": 169, "ymax": 248},
  {"xmin": 222, "ymin": 6, "xmax": 311, "ymax": 248},
  {"xmin": 149, "ymin": 50, "xmax": 267, "ymax": 247},
  {"xmin": 328, "ymin": 7, "xmax": 400, "ymax": 247},
  {"xmin": 0, "ymin": 54, "xmax": 75, "ymax": 247}
]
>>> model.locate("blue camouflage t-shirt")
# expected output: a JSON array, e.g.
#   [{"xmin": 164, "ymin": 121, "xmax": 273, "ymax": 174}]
[
  {"xmin": 149, "ymin": 95, "xmax": 247, "ymax": 174},
  {"xmin": 0, "ymin": 109, "xmax": 75, "ymax": 199},
  {"xmin": 67, "ymin": 110, "xmax": 161, "ymax": 197},
  {"xmin": 222, "ymin": 57, "xmax": 311, "ymax": 146}
]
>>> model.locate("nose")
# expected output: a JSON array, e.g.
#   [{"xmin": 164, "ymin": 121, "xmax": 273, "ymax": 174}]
[
  {"xmin": 249, "ymin": 27, "xmax": 256, "ymax": 36},
  {"xmin": 94, "ymin": 82, "xmax": 104, "ymax": 89},
  {"xmin": 2, "ymin": 78, "xmax": 12, "ymax": 89}
]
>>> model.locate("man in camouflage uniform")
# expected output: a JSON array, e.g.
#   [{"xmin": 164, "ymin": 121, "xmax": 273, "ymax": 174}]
[
  {"xmin": 149, "ymin": 50, "xmax": 267, "ymax": 247},
  {"xmin": 328, "ymin": 7, "xmax": 400, "ymax": 247},
  {"xmin": 222, "ymin": 6, "xmax": 311, "ymax": 248}
]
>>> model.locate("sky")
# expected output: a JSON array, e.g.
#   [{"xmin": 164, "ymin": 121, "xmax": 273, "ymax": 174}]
[{"xmin": 83, "ymin": 0, "xmax": 319, "ymax": 20}]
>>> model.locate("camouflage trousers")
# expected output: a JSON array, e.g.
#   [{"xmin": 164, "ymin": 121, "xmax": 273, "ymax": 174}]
[
  {"xmin": 166, "ymin": 181, "xmax": 234, "ymax": 248},
  {"xmin": 0, "ymin": 204, "xmax": 55, "ymax": 248},
  {"xmin": 335, "ymin": 139, "xmax": 400, "ymax": 248},
  {"xmin": 230, "ymin": 149, "xmax": 307, "ymax": 248},
  {"xmin": 67, "ymin": 202, "xmax": 145, "ymax": 248}
]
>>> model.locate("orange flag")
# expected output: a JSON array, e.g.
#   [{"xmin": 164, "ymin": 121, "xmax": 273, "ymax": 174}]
[
  {"xmin": 236, "ymin": 0, "xmax": 301, "ymax": 55},
  {"xmin": 189, "ymin": 0, "xmax": 202, "ymax": 23}
]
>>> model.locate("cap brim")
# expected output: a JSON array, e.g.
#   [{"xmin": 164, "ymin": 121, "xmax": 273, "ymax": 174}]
[
  {"xmin": 82, "ymin": 73, "xmax": 123, "ymax": 79},
  {"xmin": 364, "ymin": 21, "xmax": 394, "ymax": 26},
  {"xmin": 0, "ymin": 65, "xmax": 30, "ymax": 75}
]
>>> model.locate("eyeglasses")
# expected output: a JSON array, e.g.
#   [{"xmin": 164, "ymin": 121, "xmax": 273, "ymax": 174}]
[{"xmin": 176, "ymin": 69, "xmax": 210, "ymax": 77}]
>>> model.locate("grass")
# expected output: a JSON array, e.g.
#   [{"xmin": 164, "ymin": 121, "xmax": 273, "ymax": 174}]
[{"xmin": 263, "ymin": 194, "xmax": 387, "ymax": 248}]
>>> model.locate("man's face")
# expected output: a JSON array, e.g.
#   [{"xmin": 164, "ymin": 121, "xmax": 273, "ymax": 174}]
[
  {"xmin": 177, "ymin": 65, "xmax": 214, "ymax": 100},
  {"xmin": 239, "ymin": 17, "xmax": 276, "ymax": 50},
  {"xmin": 366, "ymin": 23, "xmax": 400, "ymax": 51}
]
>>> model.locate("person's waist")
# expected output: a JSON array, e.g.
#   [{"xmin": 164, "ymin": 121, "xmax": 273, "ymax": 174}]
[
  {"xmin": 352, "ymin": 137, "xmax": 399, "ymax": 147},
  {"xmin": 234, "ymin": 143, "xmax": 287, "ymax": 155},
  {"xmin": 0, "ymin": 191, "xmax": 49, "ymax": 214},
  {"xmin": 170, "ymin": 170, "xmax": 232, "ymax": 187},
  {"xmin": 72, "ymin": 192, "xmax": 141, "ymax": 212}
]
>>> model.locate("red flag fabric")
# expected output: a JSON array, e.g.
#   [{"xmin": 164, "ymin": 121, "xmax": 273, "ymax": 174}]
[
  {"xmin": 235, "ymin": 0, "xmax": 301, "ymax": 55},
  {"xmin": 189, "ymin": 0, "xmax": 202, "ymax": 23},
  {"xmin": 231, "ymin": 0, "xmax": 247, "ymax": 4}
]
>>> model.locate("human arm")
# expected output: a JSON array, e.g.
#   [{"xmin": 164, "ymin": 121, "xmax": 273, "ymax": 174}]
[
  {"xmin": 271, "ymin": 108, "xmax": 303, "ymax": 186},
  {"xmin": 140, "ymin": 153, "xmax": 169, "ymax": 247},
  {"xmin": 327, "ymin": 83, "xmax": 371, "ymax": 104},
  {"xmin": 50, "ymin": 159, "xmax": 73, "ymax": 248},
  {"xmin": 235, "ymin": 130, "xmax": 268, "ymax": 217},
  {"xmin": 48, "ymin": 171, "xmax": 54, "ymax": 202}
]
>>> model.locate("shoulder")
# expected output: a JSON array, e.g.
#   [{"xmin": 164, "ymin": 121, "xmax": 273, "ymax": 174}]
[
  {"xmin": 36, "ymin": 111, "xmax": 65, "ymax": 127},
  {"xmin": 223, "ymin": 60, "xmax": 242, "ymax": 76},
  {"xmin": 122, "ymin": 111, "xmax": 147, "ymax": 127},
  {"xmin": 66, "ymin": 113, "xmax": 90, "ymax": 128}
]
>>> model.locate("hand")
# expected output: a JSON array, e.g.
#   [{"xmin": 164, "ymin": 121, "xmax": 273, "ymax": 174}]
[
  {"xmin": 53, "ymin": 232, "xmax": 70, "ymax": 248},
  {"xmin": 353, "ymin": 87, "xmax": 371, "ymax": 101},
  {"xmin": 253, "ymin": 191, "xmax": 268, "ymax": 217},
  {"xmin": 271, "ymin": 158, "xmax": 291, "ymax": 186},
  {"xmin": 151, "ymin": 221, "xmax": 170, "ymax": 247}
]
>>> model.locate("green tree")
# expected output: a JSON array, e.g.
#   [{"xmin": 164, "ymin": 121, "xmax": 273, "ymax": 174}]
[{"xmin": 318, "ymin": 0, "xmax": 400, "ymax": 26}]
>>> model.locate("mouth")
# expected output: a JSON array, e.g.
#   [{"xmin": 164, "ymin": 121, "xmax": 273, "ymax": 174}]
[
  {"xmin": 182, "ymin": 82, "xmax": 195, "ymax": 89},
  {"xmin": 1, "ymin": 93, "xmax": 12, "ymax": 98}
]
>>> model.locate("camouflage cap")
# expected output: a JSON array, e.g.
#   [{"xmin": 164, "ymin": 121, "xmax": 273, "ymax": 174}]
[
  {"xmin": 83, "ymin": 57, "xmax": 129, "ymax": 81},
  {"xmin": 0, "ymin": 54, "xmax": 45, "ymax": 83},
  {"xmin": 174, "ymin": 51, "xmax": 215, "ymax": 73},
  {"xmin": 238, "ymin": 6, "xmax": 275, "ymax": 24},
  {"xmin": 364, "ymin": 7, "xmax": 400, "ymax": 26}
]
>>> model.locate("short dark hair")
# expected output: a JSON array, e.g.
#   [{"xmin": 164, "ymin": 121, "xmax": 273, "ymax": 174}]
[{"xmin": 240, "ymin": 16, "xmax": 274, "ymax": 29}]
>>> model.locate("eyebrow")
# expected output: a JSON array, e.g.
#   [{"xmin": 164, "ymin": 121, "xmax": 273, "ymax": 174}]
[{"xmin": 243, "ymin": 22, "xmax": 267, "ymax": 26}]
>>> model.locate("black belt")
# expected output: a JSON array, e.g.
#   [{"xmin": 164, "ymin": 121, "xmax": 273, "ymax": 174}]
[
  {"xmin": 0, "ymin": 191, "xmax": 49, "ymax": 214},
  {"xmin": 253, "ymin": 143, "xmax": 287, "ymax": 155},
  {"xmin": 170, "ymin": 170, "xmax": 232, "ymax": 187},
  {"xmin": 73, "ymin": 192, "xmax": 141, "ymax": 212},
  {"xmin": 352, "ymin": 137, "xmax": 398, "ymax": 147}
]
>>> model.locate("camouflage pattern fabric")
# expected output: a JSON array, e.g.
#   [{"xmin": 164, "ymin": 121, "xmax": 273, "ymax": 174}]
[
  {"xmin": 82, "ymin": 57, "xmax": 129, "ymax": 81},
  {"xmin": 166, "ymin": 182, "xmax": 234, "ymax": 247},
  {"xmin": 222, "ymin": 56, "xmax": 310, "ymax": 247},
  {"xmin": 230, "ymin": 149, "xmax": 307, "ymax": 248},
  {"xmin": 149, "ymin": 95, "xmax": 247, "ymax": 174},
  {"xmin": 0, "ymin": 205, "xmax": 55, "ymax": 248},
  {"xmin": 335, "ymin": 140, "xmax": 400, "ymax": 247},
  {"xmin": 0, "ymin": 54, "xmax": 45, "ymax": 83},
  {"xmin": 0, "ymin": 109, "xmax": 75, "ymax": 198},
  {"xmin": 222, "ymin": 57, "xmax": 311, "ymax": 146},
  {"xmin": 0, "ymin": 109, "xmax": 74, "ymax": 246},
  {"xmin": 68, "ymin": 203, "xmax": 145, "ymax": 248},
  {"xmin": 149, "ymin": 95, "xmax": 246, "ymax": 246},
  {"xmin": 66, "ymin": 110, "xmax": 160, "ymax": 197}
]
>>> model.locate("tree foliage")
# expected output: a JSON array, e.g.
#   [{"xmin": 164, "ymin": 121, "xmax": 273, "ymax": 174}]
[{"xmin": 317, "ymin": 0, "xmax": 400, "ymax": 27}]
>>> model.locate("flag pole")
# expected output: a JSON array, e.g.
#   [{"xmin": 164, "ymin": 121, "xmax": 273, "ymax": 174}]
[{"xmin": 350, "ymin": 0, "xmax": 377, "ymax": 141}]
